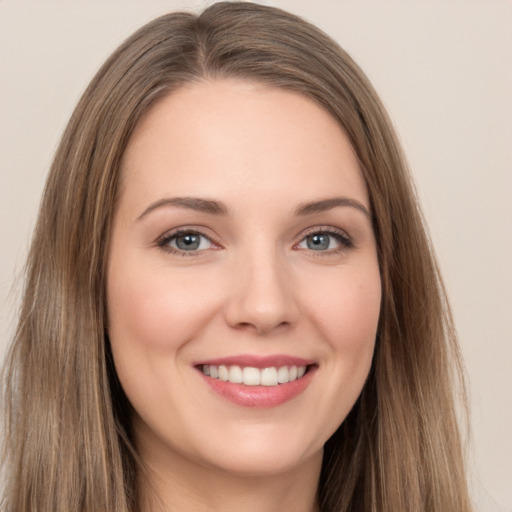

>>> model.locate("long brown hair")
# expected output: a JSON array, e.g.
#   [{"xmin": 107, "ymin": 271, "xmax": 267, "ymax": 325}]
[{"xmin": 1, "ymin": 2, "xmax": 472, "ymax": 511}]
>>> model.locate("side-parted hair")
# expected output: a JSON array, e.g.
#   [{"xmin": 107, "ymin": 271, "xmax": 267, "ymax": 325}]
[{"xmin": 1, "ymin": 3, "xmax": 472, "ymax": 511}]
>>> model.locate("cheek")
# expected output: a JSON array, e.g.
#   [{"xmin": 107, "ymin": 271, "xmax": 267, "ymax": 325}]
[
  {"xmin": 105, "ymin": 262, "xmax": 224, "ymax": 428},
  {"xmin": 303, "ymin": 262, "xmax": 381, "ymax": 392},
  {"xmin": 313, "ymin": 268, "xmax": 380, "ymax": 426},
  {"xmin": 336, "ymin": 279, "xmax": 380, "ymax": 350},
  {"xmin": 308, "ymin": 265, "xmax": 381, "ymax": 347},
  {"xmin": 107, "ymin": 263, "xmax": 219, "ymax": 353}
]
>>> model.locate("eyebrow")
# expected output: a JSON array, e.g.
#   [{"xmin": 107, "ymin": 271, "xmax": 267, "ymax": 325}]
[
  {"xmin": 295, "ymin": 197, "xmax": 370, "ymax": 218},
  {"xmin": 136, "ymin": 195, "xmax": 370, "ymax": 221},
  {"xmin": 137, "ymin": 197, "xmax": 229, "ymax": 220}
]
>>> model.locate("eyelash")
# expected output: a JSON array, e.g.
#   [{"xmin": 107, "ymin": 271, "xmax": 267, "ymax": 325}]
[
  {"xmin": 157, "ymin": 229, "xmax": 217, "ymax": 257},
  {"xmin": 156, "ymin": 226, "xmax": 354, "ymax": 257},
  {"xmin": 297, "ymin": 226, "xmax": 354, "ymax": 255}
]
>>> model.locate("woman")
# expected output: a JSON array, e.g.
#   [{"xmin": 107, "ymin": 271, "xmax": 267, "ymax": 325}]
[{"xmin": 1, "ymin": 2, "xmax": 473, "ymax": 511}]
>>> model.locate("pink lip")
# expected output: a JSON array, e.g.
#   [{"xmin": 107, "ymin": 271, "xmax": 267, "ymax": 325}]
[
  {"xmin": 194, "ymin": 354, "xmax": 317, "ymax": 408},
  {"xmin": 193, "ymin": 354, "xmax": 315, "ymax": 368}
]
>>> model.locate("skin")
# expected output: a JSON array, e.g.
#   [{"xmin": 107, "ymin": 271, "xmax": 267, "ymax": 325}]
[{"xmin": 107, "ymin": 79, "xmax": 381, "ymax": 512}]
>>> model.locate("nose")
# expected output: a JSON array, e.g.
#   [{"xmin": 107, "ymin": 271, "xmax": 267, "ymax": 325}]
[{"xmin": 224, "ymin": 249, "xmax": 299, "ymax": 335}]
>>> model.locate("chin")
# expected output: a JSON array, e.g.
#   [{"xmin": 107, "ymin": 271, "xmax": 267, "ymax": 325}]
[
  {"xmin": 201, "ymin": 444, "xmax": 323, "ymax": 478},
  {"xmin": 185, "ymin": 423, "xmax": 326, "ymax": 478}
]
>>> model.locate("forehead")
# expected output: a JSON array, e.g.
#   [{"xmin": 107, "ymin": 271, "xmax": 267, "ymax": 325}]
[{"xmin": 119, "ymin": 79, "xmax": 368, "ymax": 211}]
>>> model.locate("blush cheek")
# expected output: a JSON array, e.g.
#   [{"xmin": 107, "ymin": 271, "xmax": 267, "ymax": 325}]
[
  {"xmin": 106, "ymin": 265, "xmax": 213, "ymax": 424},
  {"xmin": 107, "ymin": 261, "xmax": 223, "ymax": 358},
  {"xmin": 317, "ymin": 266, "xmax": 380, "ymax": 325},
  {"xmin": 340, "ymin": 280, "xmax": 380, "ymax": 343},
  {"xmin": 310, "ymin": 267, "xmax": 381, "ymax": 373}
]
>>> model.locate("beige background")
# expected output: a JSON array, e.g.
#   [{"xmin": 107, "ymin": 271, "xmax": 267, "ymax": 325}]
[{"xmin": 1, "ymin": 1, "xmax": 511, "ymax": 510}]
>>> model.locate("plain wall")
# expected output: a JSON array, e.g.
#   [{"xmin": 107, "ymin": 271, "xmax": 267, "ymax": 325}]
[{"xmin": 1, "ymin": 1, "xmax": 511, "ymax": 510}]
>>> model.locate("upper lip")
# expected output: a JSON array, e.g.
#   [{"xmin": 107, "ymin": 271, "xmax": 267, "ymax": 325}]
[{"xmin": 193, "ymin": 354, "xmax": 316, "ymax": 369}]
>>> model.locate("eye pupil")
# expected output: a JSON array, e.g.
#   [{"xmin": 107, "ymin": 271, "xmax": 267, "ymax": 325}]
[
  {"xmin": 176, "ymin": 233, "xmax": 200, "ymax": 250},
  {"xmin": 307, "ymin": 234, "xmax": 329, "ymax": 250}
]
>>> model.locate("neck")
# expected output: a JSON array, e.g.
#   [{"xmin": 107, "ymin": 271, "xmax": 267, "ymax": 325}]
[{"xmin": 137, "ymin": 436, "xmax": 322, "ymax": 512}]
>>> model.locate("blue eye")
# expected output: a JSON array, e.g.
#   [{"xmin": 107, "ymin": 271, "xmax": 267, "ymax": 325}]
[
  {"xmin": 297, "ymin": 230, "xmax": 352, "ymax": 252},
  {"xmin": 159, "ymin": 231, "xmax": 214, "ymax": 253},
  {"xmin": 304, "ymin": 233, "xmax": 332, "ymax": 250}
]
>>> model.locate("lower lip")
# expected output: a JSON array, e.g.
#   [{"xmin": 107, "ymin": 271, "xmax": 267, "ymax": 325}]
[{"xmin": 198, "ymin": 367, "xmax": 316, "ymax": 408}]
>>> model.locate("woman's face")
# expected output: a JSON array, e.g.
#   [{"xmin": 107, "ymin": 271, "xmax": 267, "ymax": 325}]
[{"xmin": 107, "ymin": 80, "xmax": 381, "ymax": 478}]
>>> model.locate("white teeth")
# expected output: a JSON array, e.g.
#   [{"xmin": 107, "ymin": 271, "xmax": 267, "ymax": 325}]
[
  {"xmin": 277, "ymin": 366, "xmax": 290, "ymax": 383},
  {"xmin": 242, "ymin": 367, "xmax": 261, "ymax": 386},
  {"xmin": 218, "ymin": 365, "xmax": 229, "ymax": 381},
  {"xmin": 229, "ymin": 365, "xmax": 243, "ymax": 383},
  {"xmin": 201, "ymin": 364, "xmax": 308, "ymax": 386},
  {"xmin": 260, "ymin": 367, "xmax": 278, "ymax": 386}
]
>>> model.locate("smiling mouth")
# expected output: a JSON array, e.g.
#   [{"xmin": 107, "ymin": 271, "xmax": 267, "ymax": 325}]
[
  {"xmin": 199, "ymin": 364, "xmax": 311, "ymax": 387},
  {"xmin": 195, "ymin": 358, "xmax": 317, "ymax": 407}
]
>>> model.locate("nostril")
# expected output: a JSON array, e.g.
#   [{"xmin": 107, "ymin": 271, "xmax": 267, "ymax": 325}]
[
  {"xmin": 223, "ymin": 271, "xmax": 300, "ymax": 334},
  {"xmin": 230, "ymin": 319, "xmax": 291, "ymax": 335}
]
